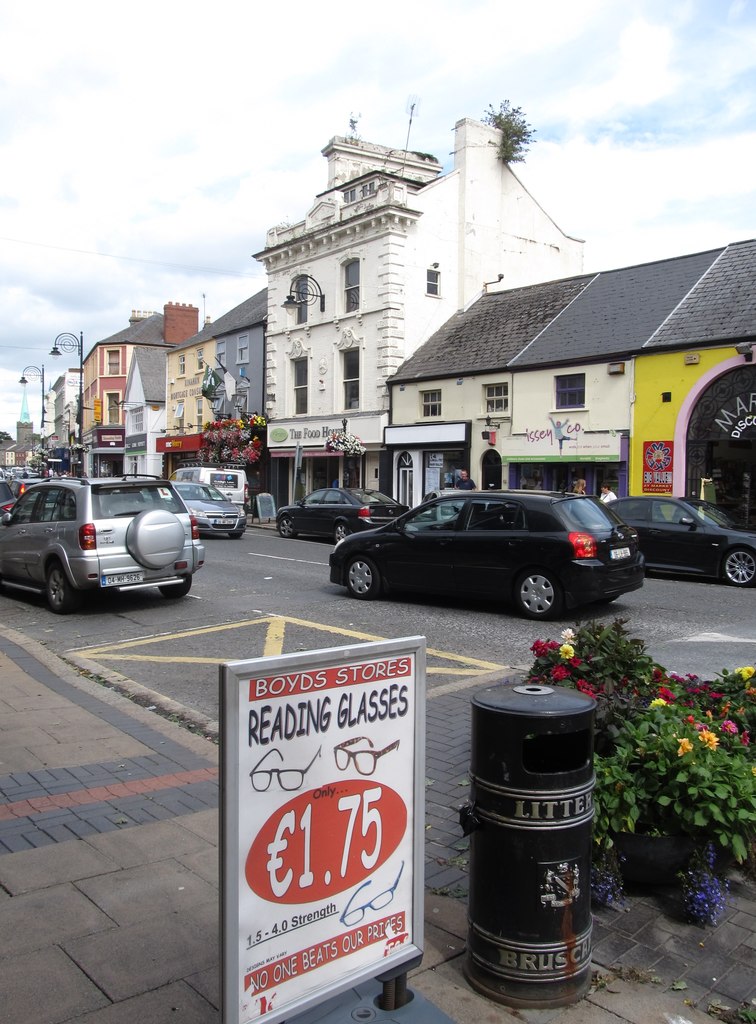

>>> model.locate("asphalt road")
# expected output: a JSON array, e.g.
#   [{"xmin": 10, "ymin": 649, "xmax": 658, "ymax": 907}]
[{"xmin": 1, "ymin": 525, "xmax": 755, "ymax": 722}]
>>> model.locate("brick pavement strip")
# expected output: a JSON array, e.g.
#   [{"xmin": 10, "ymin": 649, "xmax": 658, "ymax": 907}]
[{"xmin": 1, "ymin": 624, "xmax": 756, "ymax": 1023}]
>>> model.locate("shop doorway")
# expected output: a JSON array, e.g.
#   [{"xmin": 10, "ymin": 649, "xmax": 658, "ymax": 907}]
[
  {"xmin": 481, "ymin": 450, "xmax": 502, "ymax": 490},
  {"xmin": 397, "ymin": 451, "xmax": 414, "ymax": 506}
]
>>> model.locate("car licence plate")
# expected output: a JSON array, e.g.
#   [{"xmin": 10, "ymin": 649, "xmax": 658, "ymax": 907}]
[
  {"xmin": 102, "ymin": 571, "xmax": 145, "ymax": 587},
  {"xmin": 610, "ymin": 547, "xmax": 631, "ymax": 560}
]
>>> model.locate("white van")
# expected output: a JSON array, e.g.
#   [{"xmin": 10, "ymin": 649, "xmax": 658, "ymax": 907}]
[{"xmin": 170, "ymin": 466, "xmax": 249, "ymax": 511}]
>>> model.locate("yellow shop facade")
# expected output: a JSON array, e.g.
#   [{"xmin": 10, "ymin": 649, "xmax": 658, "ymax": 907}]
[{"xmin": 632, "ymin": 345, "xmax": 756, "ymax": 525}]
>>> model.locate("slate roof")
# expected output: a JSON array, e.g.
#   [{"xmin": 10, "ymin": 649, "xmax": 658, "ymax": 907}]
[
  {"xmin": 96, "ymin": 313, "xmax": 166, "ymax": 350},
  {"xmin": 644, "ymin": 239, "xmax": 756, "ymax": 348},
  {"xmin": 392, "ymin": 242, "xmax": 755, "ymax": 382},
  {"xmin": 131, "ymin": 347, "xmax": 166, "ymax": 405},
  {"xmin": 173, "ymin": 288, "xmax": 268, "ymax": 350},
  {"xmin": 509, "ymin": 247, "xmax": 724, "ymax": 368},
  {"xmin": 391, "ymin": 274, "xmax": 595, "ymax": 382}
]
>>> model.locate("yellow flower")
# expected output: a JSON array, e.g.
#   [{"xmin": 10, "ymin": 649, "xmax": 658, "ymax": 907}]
[
  {"xmin": 559, "ymin": 643, "xmax": 575, "ymax": 660},
  {"xmin": 677, "ymin": 738, "xmax": 693, "ymax": 756},
  {"xmin": 698, "ymin": 729, "xmax": 719, "ymax": 751},
  {"xmin": 649, "ymin": 698, "xmax": 668, "ymax": 708},
  {"xmin": 736, "ymin": 666, "xmax": 755, "ymax": 681}
]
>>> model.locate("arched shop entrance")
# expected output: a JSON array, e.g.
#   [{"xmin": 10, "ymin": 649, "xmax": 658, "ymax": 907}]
[
  {"xmin": 685, "ymin": 364, "xmax": 756, "ymax": 527},
  {"xmin": 481, "ymin": 449, "xmax": 502, "ymax": 490}
]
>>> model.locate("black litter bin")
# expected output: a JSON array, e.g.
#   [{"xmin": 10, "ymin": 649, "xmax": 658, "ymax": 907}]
[{"xmin": 460, "ymin": 682, "xmax": 596, "ymax": 1009}]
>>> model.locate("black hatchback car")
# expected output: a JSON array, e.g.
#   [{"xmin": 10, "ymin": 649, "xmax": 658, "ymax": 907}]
[
  {"xmin": 611, "ymin": 495, "xmax": 756, "ymax": 587},
  {"xmin": 329, "ymin": 490, "xmax": 644, "ymax": 619},
  {"xmin": 277, "ymin": 488, "xmax": 409, "ymax": 543}
]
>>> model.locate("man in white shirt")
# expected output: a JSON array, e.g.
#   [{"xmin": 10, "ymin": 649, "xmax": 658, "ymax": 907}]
[{"xmin": 600, "ymin": 484, "xmax": 617, "ymax": 503}]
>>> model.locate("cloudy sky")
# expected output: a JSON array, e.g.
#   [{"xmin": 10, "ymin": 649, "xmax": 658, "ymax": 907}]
[{"xmin": 1, "ymin": 0, "xmax": 754, "ymax": 440}]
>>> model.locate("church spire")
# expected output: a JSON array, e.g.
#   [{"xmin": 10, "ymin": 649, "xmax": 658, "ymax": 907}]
[{"xmin": 19, "ymin": 384, "xmax": 31, "ymax": 425}]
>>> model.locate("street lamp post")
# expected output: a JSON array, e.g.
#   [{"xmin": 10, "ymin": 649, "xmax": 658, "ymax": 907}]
[
  {"xmin": 50, "ymin": 332, "xmax": 84, "ymax": 477},
  {"xmin": 19, "ymin": 364, "xmax": 46, "ymax": 431}
]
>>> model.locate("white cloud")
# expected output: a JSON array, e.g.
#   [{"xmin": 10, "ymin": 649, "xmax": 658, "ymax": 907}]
[{"xmin": 1, "ymin": 0, "xmax": 756, "ymax": 438}]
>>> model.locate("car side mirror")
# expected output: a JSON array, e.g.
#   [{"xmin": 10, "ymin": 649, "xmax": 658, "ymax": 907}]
[{"xmin": 679, "ymin": 516, "xmax": 696, "ymax": 527}]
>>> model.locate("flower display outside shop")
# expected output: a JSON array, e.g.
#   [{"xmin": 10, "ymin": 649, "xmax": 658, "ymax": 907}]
[
  {"xmin": 325, "ymin": 429, "xmax": 366, "ymax": 457},
  {"xmin": 199, "ymin": 414, "xmax": 267, "ymax": 465},
  {"xmin": 524, "ymin": 619, "xmax": 756, "ymax": 920}
]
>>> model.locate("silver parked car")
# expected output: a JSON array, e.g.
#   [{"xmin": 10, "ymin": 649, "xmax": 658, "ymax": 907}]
[
  {"xmin": 0, "ymin": 476, "xmax": 206, "ymax": 613},
  {"xmin": 173, "ymin": 482, "xmax": 246, "ymax": 538}
]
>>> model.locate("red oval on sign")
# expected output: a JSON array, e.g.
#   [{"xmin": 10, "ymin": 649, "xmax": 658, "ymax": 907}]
[{"xmin": 246, "ymin": 779, "xmax": 406, "ymax": 904}]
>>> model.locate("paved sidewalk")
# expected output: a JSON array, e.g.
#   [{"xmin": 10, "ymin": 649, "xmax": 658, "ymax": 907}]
[{"xmin": 0, "ymin": 623, "xmax": 754, "ymax": 1024}]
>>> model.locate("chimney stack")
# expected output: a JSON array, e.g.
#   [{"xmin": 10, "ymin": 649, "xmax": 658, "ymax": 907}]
[{"xmin": 163, "ymin": 302, "xmax": 199, "ymax": 346}]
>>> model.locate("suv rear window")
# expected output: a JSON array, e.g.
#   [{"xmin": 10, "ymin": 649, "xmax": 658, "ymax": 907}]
[{"xmin": 92, "ymin": 484, "xmax": 184, "ymax": 518}]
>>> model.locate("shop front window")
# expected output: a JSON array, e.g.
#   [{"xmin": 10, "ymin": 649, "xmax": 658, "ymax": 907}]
[{"xmin": 424, "ymin": 449, "xmax": 464, "ymax": 493}]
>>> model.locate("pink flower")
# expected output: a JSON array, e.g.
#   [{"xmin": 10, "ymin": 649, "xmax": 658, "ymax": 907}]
[{"xmin": 721, "ymin": 720, "xmax": 738, "ymax": 735}]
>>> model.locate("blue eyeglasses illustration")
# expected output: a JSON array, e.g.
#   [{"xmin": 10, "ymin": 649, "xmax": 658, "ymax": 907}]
[{"xmin": 340, "ymin": 861, "xmax": 405, "ymax": 927}]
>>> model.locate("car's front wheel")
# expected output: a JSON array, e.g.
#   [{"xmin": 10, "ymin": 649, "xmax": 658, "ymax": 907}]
[
  {"xmin": 46, "ymin": 561, "xmax": 82, "ymax": 614},
  {"xmin": 334, "ymin": 521, "xmax": 351, "ymax": 543},
  {"xmin": 159, "ymin": 576, "xmax": 193, "ymax": 598},
  {"xmin": 346, "ymin": 556, "xmax": 382, "ymax": 600},
  {"xmin": 722, "ymin": 547, "xmax": 756, "ymax": 587},
  {"xmin": 277, "ymin": 515, "xmax": 297, "ymax": 539},
  {"xmin": 513, "ymin": 569, "xmax": 563, "ymax": 619}
]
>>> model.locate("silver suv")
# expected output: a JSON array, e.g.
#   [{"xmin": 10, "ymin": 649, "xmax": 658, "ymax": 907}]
[{"xmin": 0, "ymin": 476, "xmax": 206, "ymax": 614}]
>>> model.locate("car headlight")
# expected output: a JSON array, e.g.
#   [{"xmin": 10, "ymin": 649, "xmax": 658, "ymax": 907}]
[{"xmin": 187, "ymin": 506, "xmax": 205, "ymax": 517}]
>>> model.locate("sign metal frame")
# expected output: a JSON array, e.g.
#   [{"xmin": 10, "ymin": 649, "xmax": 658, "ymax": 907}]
[{"xmin": 220, "ymin": 637, "xmax": 426, "ymax": 1024}]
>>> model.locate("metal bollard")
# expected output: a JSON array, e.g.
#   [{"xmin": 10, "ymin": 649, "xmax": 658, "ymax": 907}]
[{"xmin": 460, "ymin": 682, "xmax": 596, "ymax": 1009}]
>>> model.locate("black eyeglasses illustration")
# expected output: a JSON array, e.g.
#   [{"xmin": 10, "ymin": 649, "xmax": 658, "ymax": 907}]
[
  {"xmin": 333, "ymin": 736, "xmax": 400, "ymax": 776},
  {"xmin": 339, "ymin": 861, "xmax": 405, "ymax": 927},
  {"xmin": 249, "ymin": 746, "xmax": 321, "ymax": 792}
]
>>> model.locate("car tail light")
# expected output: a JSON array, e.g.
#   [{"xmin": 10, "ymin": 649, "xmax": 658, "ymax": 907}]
[
  {"xmin": 1, "ymin": 501, "xmax": 13, "ymax": 514},
  {"xmin": 569, "ymin": 531, "xmax": 597, "ymax": 559},
  {"xmin": 190, "ymin": 515, "xmax": 200, "ymax": 540},
  {"xmin": 79, "ymin": 523, "xmax": 97, "ymax": 550},
  {"xmin": 357, "ymin": 506, "xmax": 371, "ymax": 520}
]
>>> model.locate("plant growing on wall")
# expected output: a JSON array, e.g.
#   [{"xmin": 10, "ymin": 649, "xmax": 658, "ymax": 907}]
[{"xmin": 482, "ymin": 100, "xmax": 536, "ymax": 163}]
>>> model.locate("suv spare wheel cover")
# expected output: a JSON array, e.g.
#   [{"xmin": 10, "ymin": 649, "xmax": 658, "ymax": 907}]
[{"xmin": 126, "ymin": 509, "xmax": 186, "ymax": 569}]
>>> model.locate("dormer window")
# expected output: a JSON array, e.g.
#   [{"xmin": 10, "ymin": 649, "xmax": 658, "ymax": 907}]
[
  {"xmin": 359, "ymin": 181, "xmax": 376, "ymax": 198},
  {"xmin": 343, "ymin": 187, "xmax": 356, "ymax": 204}
]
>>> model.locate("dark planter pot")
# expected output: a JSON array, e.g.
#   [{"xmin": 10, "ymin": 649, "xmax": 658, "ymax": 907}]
[{"xmin": 614, "ymin": 833, "xmax": 696, "ymax": 884}]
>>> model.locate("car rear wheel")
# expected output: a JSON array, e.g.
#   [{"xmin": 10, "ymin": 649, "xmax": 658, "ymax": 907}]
[
  {"xmin": 127, "ymin": 509, "xmax": 186, "ymax": 569},
  {"xmin": 334, "ymin": 521, "xmax": 351, "ymax": 543},
  {"xmin": 277, "ymin": 514, "xmax": 297, "ymax": 539},
  {"xmin": 46, "ymin": 561, "xmax": 82, "ymax": 614},
  {"xmin": 722, "ymin": 547, "xmax": 756, "ymax": 587},
  {"xmin": 346, "ymin": 556, "xmax": 382, "ymax": 600},
  {"xmin": 514, "ymin": 569, "xmax": 563, "ymax": 620},
  {"xmin": 159, "ymin": 576, "xmax": 192, "ymax": 598}
]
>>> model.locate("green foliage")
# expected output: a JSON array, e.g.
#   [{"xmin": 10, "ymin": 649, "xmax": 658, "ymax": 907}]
[{"xmin": 482, "ymin": 100, "xmax": 536, "ymax": 163}]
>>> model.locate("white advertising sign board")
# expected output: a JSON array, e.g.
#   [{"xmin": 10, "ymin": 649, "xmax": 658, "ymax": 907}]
[{"xmin": 221, "ymin": 637, "xmax": 426, "ymax": 1024}]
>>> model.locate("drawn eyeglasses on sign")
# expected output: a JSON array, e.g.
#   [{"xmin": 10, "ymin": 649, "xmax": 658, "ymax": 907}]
[
  {"xmin": 340, "ymin": 860, "xmax": 405, "ymax": 927},
  {"xmin": 333, "ymin": 736, "xmax": 400, "ymax": 776},
  {"xmin": 249, "ymin": 746, "xmax": 322, "ymax": 792}
]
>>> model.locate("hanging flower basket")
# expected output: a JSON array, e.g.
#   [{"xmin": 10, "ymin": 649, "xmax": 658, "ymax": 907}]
[
  {"xmin": 325, "ymin": 430, "xmax": 366, "ymax": 456},
  {"xmin": 199, "ymin": 415, "xmax": 267, "ymax": 465}
]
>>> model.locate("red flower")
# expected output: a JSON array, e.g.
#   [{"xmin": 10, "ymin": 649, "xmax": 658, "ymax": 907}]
[{"xmin": 551, "ymin": 665, "xmax": 570, "ymax": 682}]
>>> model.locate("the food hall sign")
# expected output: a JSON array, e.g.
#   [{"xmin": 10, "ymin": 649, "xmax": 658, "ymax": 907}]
[
  {"xmin": 220, "ymin": 638, "xmax": 426, "ymax": 1024},
  {"xmin": 714, "ymin": 391, "xmax": 756, "ymax": 438}
]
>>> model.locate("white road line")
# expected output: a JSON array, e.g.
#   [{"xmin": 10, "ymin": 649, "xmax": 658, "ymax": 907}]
[
  {"xmin": 248, "ymin": 552, "xmax": 329, "ymax": 566},
  {"xmin": 677, "ymin": 632, "xmax": 756, "ymax": 644}
]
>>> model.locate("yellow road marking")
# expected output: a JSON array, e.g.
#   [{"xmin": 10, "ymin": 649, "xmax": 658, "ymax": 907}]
[{"xmin": 72, "ymin": 613, "xmax": 505, "ymax": 676}]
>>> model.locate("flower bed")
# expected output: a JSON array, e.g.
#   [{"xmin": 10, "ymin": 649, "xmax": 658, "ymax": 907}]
[{"xmin": 525, "ymin": 618, "xmax": 756, "ymax": 922}]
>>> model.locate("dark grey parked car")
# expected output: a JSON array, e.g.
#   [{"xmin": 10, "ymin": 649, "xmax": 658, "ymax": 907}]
[
  {"xmin": 173, "ymin": 482, "xmax": 246, "ymax": 538},
  {"xmin": 611, "ymin": 495, "xmax": 756, "ymax": 586},
  {"xmin": 330, "ymin": 490, "xmax": 645, "ymax": 619},
  {"xmin": 277, "ymin": 488, "xmax": 409, "ymax": 543}
]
